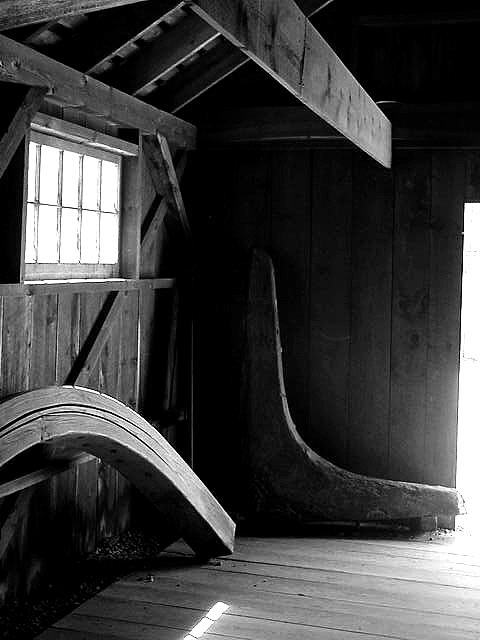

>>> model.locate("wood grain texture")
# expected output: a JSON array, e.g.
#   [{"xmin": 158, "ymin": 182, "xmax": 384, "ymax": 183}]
[
  {"xmin": 309, "ymin": 150, "xmax": 351, "ymax": 466},
  {"xmin": 189, "ymin": 0, "xmax": 391, "ymax": 166},
  {"xmin": 243, "ymin": 249, "xmax": 463, "ymax": 523},
  {"xmin": 0, "ymin": 86, "xmax": 46, "ymax": 181},
  {"xmin": 0, "ymin": 0, "xmax": 162, "ymax": 30},
  {"xmin": 0, "ymin": 386, "xmax": 235, "ymax": 557},
  {"xmin": 348, "ymin": 153, "xmax": 394, "ymax": 477},
  {"xmin": 389, "ymin": 152, "xmax": 431, "ymax": 483},
  {"xmin": 0, "ymin": 35, "xmax": 196, "ymax": 149}
]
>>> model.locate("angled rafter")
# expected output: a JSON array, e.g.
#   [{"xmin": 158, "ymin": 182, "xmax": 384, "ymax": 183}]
[
  {"xmin": 0, "ymin": 0, "xmax": 164, "ymax": 31},
  {"xmin": 160, "ymin": 0, "xmax": 342, "ymax": 115},
  {"xmin": 187, "ymin": 0, "xmax": 391, "ymax": 167},
  {"xmin": 0, "ymin": 35, "xmax": 196, "ymax": 149},
  {"xmin": 104, "ymin": 12, "xmax": 219, "ymax": 96},
  {"xmin": 159, "ymin": 39, "xmax": 246, "ymax": 113},
  {"xmin": 43, "ymin": 1, "xmax": 184, "ymax": 74},
  {"xmin": 0, "ymin": 85, "xmax": 46, "ymax": 180}
]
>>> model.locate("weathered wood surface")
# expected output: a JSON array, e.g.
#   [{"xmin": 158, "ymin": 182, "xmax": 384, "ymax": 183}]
[
  {"xmin": 243, "ymin": 249, "xmax": 464, "ymax": 523},
  {"xmin": 0, "ymin": 86, "xmax": 46, "ymax": 181},
  {"xmin": 0, "ymin": 35, "xmax": 196, "ymax": 149},
  {"xmin": 38, "ymin": 535, "xmax": 480, "ymax": 640},
  {"xmin": 0, "ymin": 386, "xmax": 235, "ymax": 557},
  {"xmin": 188, "ymin": 0, "xmax": 391, "ymax": 167},
  {"xmin": 0, "ymin": 0, "xmax": 167, "ymax": 30}
]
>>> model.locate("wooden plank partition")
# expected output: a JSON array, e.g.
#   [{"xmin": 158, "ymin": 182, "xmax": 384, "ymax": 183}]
[
  {"xmin": 0, "ymin": 278, "xmax": 179, "ymax": 602},
  {"xmin": 187, "ymin": 147, "xmax": 467, "ymax": 506}
]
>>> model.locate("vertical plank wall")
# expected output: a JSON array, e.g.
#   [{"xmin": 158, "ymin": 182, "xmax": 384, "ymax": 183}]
[
  {"xmin": 187, "ymin": 147, "xmax": 468, "ymax": 506},
  {"xmin": 0, "ymin": 138, "xmax": 182, "ymax": 604}
]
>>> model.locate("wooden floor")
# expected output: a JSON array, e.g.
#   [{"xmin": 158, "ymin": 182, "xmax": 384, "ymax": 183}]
[{"xmin": 37, "ymin": 532, "xmax": 480, "ymax": 639}]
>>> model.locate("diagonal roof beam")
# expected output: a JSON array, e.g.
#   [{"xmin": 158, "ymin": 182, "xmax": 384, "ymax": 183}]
[
  {"xmin": 186, "ymin": 0, "xmax": 391, "ymax": 167},
  {"xmin": 0, "ymin": 0, "xmax": 169, "ymax": 31},
  {"xmin": 161, "ymin": 0, "xmax": 341, "ymax": 116},
  {"xmin": 0, "ymin": 34, "xmax": 196, "ymax": 149},
  {"xmin": 41, "ymin": 0, "xmax": 185, "ymax": 75},
  {"xmin": 102, "ymin": 12, "xmax": 219, "ymax": 96}
]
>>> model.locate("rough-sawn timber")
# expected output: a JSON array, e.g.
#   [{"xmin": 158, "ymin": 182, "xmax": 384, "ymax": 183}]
[
  {"xmin": 0, "ymin": 386, "xmax": 235, "ymax": 557},
  {"xmin": 244, "ymin": 249, "xmax": 464, "ymax": 523}
]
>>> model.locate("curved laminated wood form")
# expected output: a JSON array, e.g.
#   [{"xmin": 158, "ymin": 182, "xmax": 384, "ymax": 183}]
[
  {"xmin": 244, "ymin": 249, "xmax": 465, "ymax": 523},
  {"xmin": 0, "ymin": 387, "xmax": 235, "ymax": 557}
]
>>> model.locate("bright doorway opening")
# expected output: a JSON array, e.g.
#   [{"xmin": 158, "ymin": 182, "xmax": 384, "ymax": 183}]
[{"xmin": 457, "ymin": 202, "xmax": 480, "ymax": 534}]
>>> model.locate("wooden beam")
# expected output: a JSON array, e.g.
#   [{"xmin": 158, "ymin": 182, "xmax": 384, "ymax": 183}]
[
  {"xmin": 143, "ymin": 136, "xmax": 191, "ymax": 240},
  {"xmin": 187, "ymin": 0, "xmax": 391, "ymax": 167},
  {"xmin": 0, "ymin": 86, "xmax": 46, "ymax": 181},
  {"xmin": 0, "ymin": 452, "xmax": 94, "ymax": 499},
  {"xmin": 157, "ymin": 134, "xmax": 191, "ymax": 240},
  {"xmin": 161, "ymin": 39, "xmax": 246, "ymax": 113},
  {"xmin": 161, "ymin": 0, "xmax": 338, "ymax": 113},
  {"xmin": 141, "ymin": 152, "xmax": 187, "ymax": 248},
  {"xmin": 105, "ymin": 13, "xmax": 219, "ymax": 96},
  {"xmin": 0, "ymin": 35, "xmax": 196, "ymax": 149},
  {"xmin": 42, "ymin": 1, "xmax": 184, "ymax": 74},
  {"xmin": 65, "ymin": 290, "xmax": 125, "ymax": 386},
  {"xmin": 0, "ymin": 0, "xmax": 169, "ymax": 31}
]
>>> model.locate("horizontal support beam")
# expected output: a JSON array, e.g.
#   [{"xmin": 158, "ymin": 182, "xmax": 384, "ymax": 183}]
[
  {"xmin": 33, "ymin": 112, "xmax": 138, "ymax": 156},
  {"xmin": 187, "ymin": 0, "xmax": 391, "ymax": 167},
  {"xmin": 0, "ymin": 35, "xmax": 196, "ymax": 149},
  {"xmin": 0, "ymin": 0, "xmax": 166, "ymax": 30},
  {"xmin": 0, "ymin": 277, "xmax": 175, "ymax": 297}
]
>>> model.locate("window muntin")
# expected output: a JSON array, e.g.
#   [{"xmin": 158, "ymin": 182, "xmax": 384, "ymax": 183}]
[{"xmin": 25, "ymin": 133, "xmax": 121, "ymax": 280}]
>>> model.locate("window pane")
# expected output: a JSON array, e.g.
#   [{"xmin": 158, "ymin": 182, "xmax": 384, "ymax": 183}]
[
  {"xmin": 37, "ymin": 205, "xmax": 58, "ymax": 262},
  {"xmin": 25, "ymin": 203, "xmax": 36, "ymax": 263},
  {"xmin": 80, "ymin": 210, "xmax": 99, "ymax": 263},
  {"xmin": 99, "ymin": 212, "xmax": 119, "ymax": 263},
  {"xmin": 39, "ymin": 145, "xmax": 60, "ymax": 205},
  {"xmin": 100, "ymin": 160, "xmax": 119, "ymax": 213},
  {"xmin": 60, "ymin": 207, "xmax": 80, "ymax": 263},
  {"xmin": 27, "ymin": 143, "xmax": 37, "ymax": 202},
  {"xmin": 62, "ymin": 151, "xmax": 80, "ymax": 207},
  {"xmin": 82, "ymin": 156, "xmax": 100, "ymax": 210}
]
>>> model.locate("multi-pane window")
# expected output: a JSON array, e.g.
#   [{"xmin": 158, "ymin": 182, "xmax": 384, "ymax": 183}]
[{"xmin": 25, "ymin": 133, "xmax": 121, "ymax": 279}]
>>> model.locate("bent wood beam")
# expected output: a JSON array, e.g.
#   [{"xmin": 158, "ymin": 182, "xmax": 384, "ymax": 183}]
[
  {"xmin": 0, "ymin": 386, "xmax": 235, "ymax": 557},
  {"xmin": 187, "ymin": 0, "xmax": 391, "ymax": 167},
  {"xmin": 0, "ymin": 0, "xmax": 166, "ymax": 31},
  {"xmin": 0, "ymin": 35, "xmax": 196, "ymax": 150},
  {"xmin": 244, "ymin": 249, "xmax": 464, "ymax": 524}
]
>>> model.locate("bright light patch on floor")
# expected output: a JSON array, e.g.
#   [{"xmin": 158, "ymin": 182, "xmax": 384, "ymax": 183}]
[
  {"xmin": 457, "ymin": 202, "xmax": 480, "ymax": 535},
  {"xmin": 183, "ymin": 602, "xmax": 230, "ymax": 639}
]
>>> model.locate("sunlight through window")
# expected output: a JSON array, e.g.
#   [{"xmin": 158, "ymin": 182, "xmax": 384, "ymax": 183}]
[{"xmin": 183, "ymin": 602, "xmax": 230, "ymax": 639}]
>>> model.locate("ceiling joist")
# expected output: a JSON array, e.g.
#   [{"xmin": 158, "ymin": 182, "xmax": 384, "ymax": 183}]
[
  {"xmin": 0, "ymin": 0, "xmax": 164, "ymax": 31},
  {"xmin": 104, "ymin": 12, "xmax": 219, "ymax": 95},
  {"xmin": 186, "ymin": 0, "xmax": 391, "ymax": 167},
  {"xmin": 0, "ymin": 34, "xmax": 196, "ymax": 149}
]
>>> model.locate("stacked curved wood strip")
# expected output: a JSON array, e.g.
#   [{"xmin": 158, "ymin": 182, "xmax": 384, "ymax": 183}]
[
  {"xmin": 0, "ymin": 387, "xmax": 235, "ymax": 557},
  {"xmin": 244, "ymin": 249, "xmax": 465, "ymax": 524}
]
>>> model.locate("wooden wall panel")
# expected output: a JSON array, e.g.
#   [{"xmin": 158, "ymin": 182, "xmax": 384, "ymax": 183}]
[
  {"xmin": 389, "ymin": 152, "xmax": 432, "ymax": 483},
  {"xmin": 190, "ymin": 146, "xmax": 465, "ymax": 501},
  {"xmin": 348, "ymin": 154, "xmax": 393, "ymax": 477},
  {"xmin": 309, "ymin": 150, "xmax": 352, "ymax": 466},
  {"xmin": 271, "ymin": 151, "xmax": 311, "ymax": 442},
  {"xmin": 425, "ymin": 152, "xmax": 465, "ymax": 487}
]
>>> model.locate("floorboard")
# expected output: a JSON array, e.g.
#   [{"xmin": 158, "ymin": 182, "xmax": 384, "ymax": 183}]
[{"xmin": 37, "ymin": 534, "xmax": 480, "ymax": 640}]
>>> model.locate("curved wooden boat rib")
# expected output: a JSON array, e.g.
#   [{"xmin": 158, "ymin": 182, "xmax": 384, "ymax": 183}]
[
  {"xmin": 244, "ymin": 249, "xmax": 464, "ymax": 523},
  {"xmin": 0, "ymin": 387, "xmax": 235, "ymax": 557}
]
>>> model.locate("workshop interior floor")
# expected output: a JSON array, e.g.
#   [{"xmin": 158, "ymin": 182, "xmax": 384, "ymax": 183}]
[{"xmin": 36, "ymin": 529, "xmax": 480, "ymax": 640}]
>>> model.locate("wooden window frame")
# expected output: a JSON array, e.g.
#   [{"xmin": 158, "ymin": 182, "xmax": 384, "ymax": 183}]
[{"xmin": 20, "ymin": 118, "xmax": 141, "ymax": 283}]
